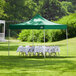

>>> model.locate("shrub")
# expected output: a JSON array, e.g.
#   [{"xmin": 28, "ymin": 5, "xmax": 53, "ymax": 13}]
[
  {"xmin": 55, "ymin": 13, "xmax": 76, "ymax": 38},
  {"xmin": 60, "ymin": 1, "xmax": 75, "ymax": 14},
  {"xmin": 18, "ymin": 30, "xmax": 30, "ymax": 41},
  {"xmin": 18, "ymin": 29, "xmax": 64, "ymax": 42}
]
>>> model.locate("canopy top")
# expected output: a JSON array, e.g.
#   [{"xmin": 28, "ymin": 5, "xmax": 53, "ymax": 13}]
[{"xmin": 9, "ymin": 14, "xmax": 67, "ymax": 29}]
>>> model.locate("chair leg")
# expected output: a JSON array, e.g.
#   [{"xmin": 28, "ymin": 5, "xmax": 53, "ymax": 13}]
[
  {"xmin": 37, "ymin": 52, "xmax": 39, "ymax": 56},
  {"xmin": 21, "ymin": 52, "xmax": 24, "ymax": 56},
  {"xmin": 19, "ymin": 52, "xmax": 20, "ymax": 56},
  {"xmin": 41, "ymin": 52, "xmax": 43, "ymax": 56},
  {"xmin": 21, "ymin": 52, "xmax": 23, "ymax": 56},
  {"xmin": 33, "ymin": 53, "xmax": 36, "ymax": 56},
  {"xmin": 58, "ymin": 52, "xmax": 60, "ymax": 56},
  {"xmin": 38, "ymin": 53, "xmax": 39, "ymax": 56},
  {"xmin": 33, "ymin": 53, "xmax": 34, "ymax": 56},
  {"xmin": 49, "ymin": 53, "xmax": 51, "ymax": 56},
  {"xmin": 29, "ymin": 53, "xmax": 31, "ymax": 56},
  {"xmin": 45, "ymin": 52, "xmax": 47, "ymax": 56},
  {"xmin": 25, "ymin": 53, "xmax": 27, "ymax": 56},
  {"xmin": 50, "ymin": 53, "xmax": 52, "ymax": 56},
  {"xmin": 55, "ymin": 52, "xmax": 56, "ymax": 56}
]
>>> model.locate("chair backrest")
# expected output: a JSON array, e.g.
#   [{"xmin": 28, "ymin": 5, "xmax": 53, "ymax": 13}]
[
  {"xmin": 25, "ymin": 46, "xmax": 31, "ymax": 52},
  {"xmin": 28, "ymin": 46, "xmax": 35, "ymax": 52},
  {"xmin": 16, "ymin": 46, "xmax": 23, "ymax": 52},
  {"xmin": 45, "ymin": 46, "xmax": 50, "ymax": 52},
  {"xmin": 49, "ymin": 46, "xmax": 60, "ymax": 53},
  {"xmin": 54, "ymin": 46, "xmax": 60, "ymax": 52},
  {"xmin": 34, "ymin": 46, "xmax": 44, "ymax": 52}
]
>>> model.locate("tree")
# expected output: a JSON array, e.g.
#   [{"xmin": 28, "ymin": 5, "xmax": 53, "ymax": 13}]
[
  {"xmin": 39, "ymin": 0, "xmax": 65, "ymax": 20},
  {"xmin": 59, "ymin": 0, "xmax": 76, "ymax": 12},
  {"xmin": 0, "ymin": 0, "xmax": 7, "ymax": 19},
  {"xmin": 60, "ymin": 1, "xmax": 75, "ymax": 14},
  {"xmin": 4, "ymin": 0, "xmax": 38, "ymax": 21},
  {"xmin": 4, "ymin": 0, "xmax": 39, "ymax": 37}
]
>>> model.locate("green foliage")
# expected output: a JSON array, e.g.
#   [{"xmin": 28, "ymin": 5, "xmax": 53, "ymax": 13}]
[
  {"xmin": 18, "ymin": 30, "xmax": 30, "ymax": 41},
  {"xmin": 40, "ymin": 0, "xmax": 64, "ymax": 20},
  {"xmin": 4, "ymin": 0, "xmax": 74, "ymax": 21},
  {"xmin": 0, "ymin": 0, "xmax": 7, "ymax": 19},
  {"xmin": 60, "ymin": 1, "xmax": 75, "ymax": 14},
  {"xmin": 60, "ymin": 0, "xmax": 76, "ymax": 10},
  {"xmin": 18, "ymin": 29, "xmax": 65, "ymax": 42},
  {"xmin": 55, "ymin": 13, "xmax": 76, "ymax": 38},
  {"xmin": 4, "ymin": 0, "xmax": 38, "ymax": 21}
]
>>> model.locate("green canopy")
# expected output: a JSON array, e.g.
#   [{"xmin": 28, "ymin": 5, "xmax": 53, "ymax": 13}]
[{"xmin": 9, "ymin": 14, "xmax": 67, "ymax": 29}]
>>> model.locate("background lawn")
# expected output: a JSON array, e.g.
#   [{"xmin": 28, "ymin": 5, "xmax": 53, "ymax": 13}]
[{"xmin": 0, "ymin": 37, "xmax": 76, "ymax": 76}]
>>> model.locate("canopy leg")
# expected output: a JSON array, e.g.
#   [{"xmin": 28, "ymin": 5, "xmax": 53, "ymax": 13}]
[
  {"xmin": 32, "ymin": 30, "xmax": 34, "ymax": 46},
  {"xmin": 8, "ymin": 29, "xmax": 10, "ymax": 56},
  {"xmin": 66, "ymin": 29, "xmax": 68, "ymax": 56},
  {"xmin": 44, "ymin": 29, "xmax": 45, "ymax": 58},
  {"xmin": 4, "ymin": 22, "xmax": 5, "ymax": 40}
]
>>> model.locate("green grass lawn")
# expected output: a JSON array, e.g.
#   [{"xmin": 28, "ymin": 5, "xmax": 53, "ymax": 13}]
[{"xmin": 0, "ymin": 37, "xmax": 76, "ymax": 76}]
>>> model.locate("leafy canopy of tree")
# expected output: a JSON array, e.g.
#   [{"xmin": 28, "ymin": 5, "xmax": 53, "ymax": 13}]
[
  {"xmin": 0, "ymin": 0, "xmax": 7, "ymax": 19},
  {"xmin": 4, "ymin": 0, "xmax": 38, "ymax": 21},
  {"xmin": 60, "ymin": 1, "xmax": 75, "ymax": 14},
  {"xmin": 0, "ymin": 0, "xmax": 75, "ymax": 21}
]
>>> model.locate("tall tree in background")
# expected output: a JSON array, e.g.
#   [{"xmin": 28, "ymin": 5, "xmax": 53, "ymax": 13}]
[
  {"xmin": 4, "ymin": 0, "xmax": 39, "ymax": 37},
  {"xmin": 59, "ymin": 0, "xmax": 76, "ymax": 12},
  {"xmin": 60, "ymin": 1, "xmax": 74, "ymax": 14},
  {"xmin": 0, "ymin": 0, "xmax": 7, "ymax": 19},
  {"xmin": 40, "ymin": 0, "xmax": 64, "ymax": 20},
  {"xmin": 2, "ymin": 0, "xmax": 76, "ymax": 21},
  {"xmin": 5, "ymin": 0, "xmax": 38, "ymax": 21}
]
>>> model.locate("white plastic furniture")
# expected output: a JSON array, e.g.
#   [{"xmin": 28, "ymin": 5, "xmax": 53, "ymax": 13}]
[
  {"xmin": 34, "ymin": 46, "xmax": 44, "ymax": 55},
  {"xmin": 28, "ymin": 46, "xmax": 34, "ymax": 52},
  {"xmin": 17, "ymin": 46, "xmax": 29, "ymax": 55},
  {"xmin": 16, "ymin": 45, "xmax": 60, "ymax": 56}
]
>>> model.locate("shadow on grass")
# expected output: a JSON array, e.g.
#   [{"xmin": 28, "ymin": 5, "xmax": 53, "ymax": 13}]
[
  {"xmin": 0, "ymin": 56, "xmax": 76, "ymax": 72},
  {"xmin": 19, "ymin": 56, "xmax": 76, "ymax": 59},
  {"xmin": 0, "ymin": 56, "xmax": 76, "ymax": 59},
  {"xmin": 0, "ymin": 46, "xmax": 18, "ymax": 51}
]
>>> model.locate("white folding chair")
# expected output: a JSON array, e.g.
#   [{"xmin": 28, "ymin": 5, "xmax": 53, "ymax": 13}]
[
  {"xmin": 22, "ymin": 47, "xmax": 28, "ymax": 55},
  {"xmin": 45, "ymin": 46, "xmax": 50, "ymax": 53},
  {"xmin": 54, "ymin": 46, "xmax": 60, "ymax": 55},
  {"xmin": 34, "ymin": 46, "xmax": 44, "ymax": 56},
  {"xmin": 49, "ymin": 46, "xmax": 60, "ymax": 56},
  {"xmin": 17, "ymin": 46, "xmax": 29, "ymax": 56},
  {"xmin": 28, "ymin": 46, "xmax": 34, "ymax": 52},
  {"xmin": 16, "ymin": 46, "xmax": 23, "ymax": 52},
  {"xmin": 16, "ymin": 46, "xmax": 25, "ymax": 56}
]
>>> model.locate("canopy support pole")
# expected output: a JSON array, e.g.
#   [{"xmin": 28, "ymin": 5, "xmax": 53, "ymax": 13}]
[
  {"xmin": 44, "ymin": 29, "xmax": 45, "ymax": 58},
  {"xmin": 4, "ymin": 22, "xmax": 5, "ymax": 39},
  {"xmin": 8, "ymin": 29, "xmax": 10, "ymax": 56},
  {"xmin": 32, "ymin": 30, "xmax": 34, "ymax": 46},
  {"xmin": 66, "ymin": 29, "xmax": 68, "ymax": 56}
]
